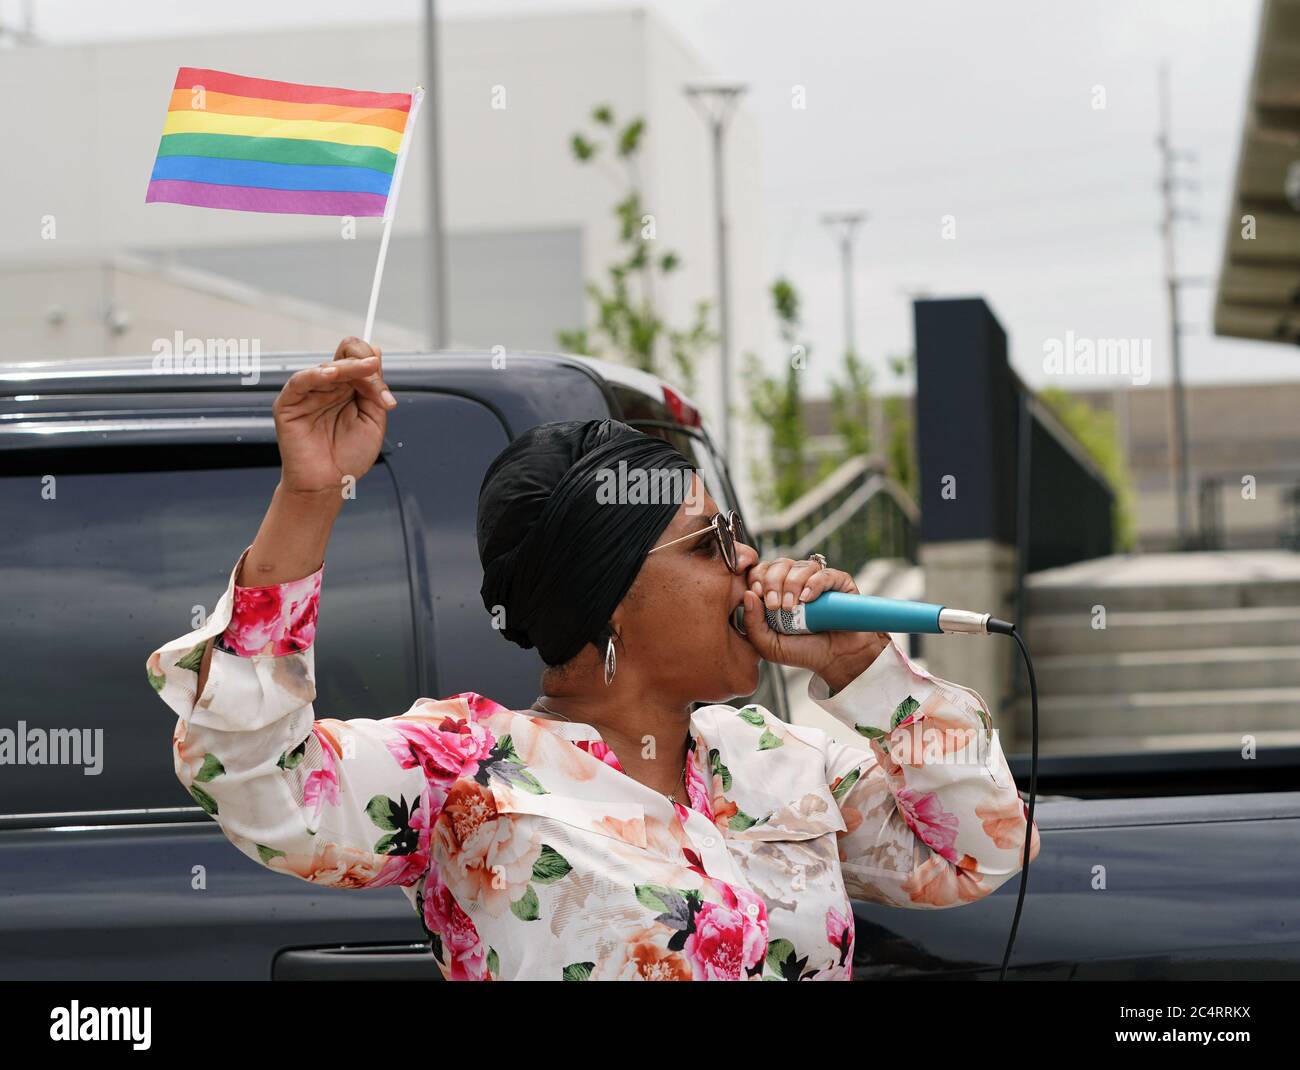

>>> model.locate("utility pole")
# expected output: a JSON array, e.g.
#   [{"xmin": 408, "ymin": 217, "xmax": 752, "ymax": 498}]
[
  {"xmin": 1157, "ymin": 63, "xmax": 1196, "ymax": 549},
  {"xmin": 423, "ymin": 0, "xmax": 449, "ymax": 348},
  {"xmin": 822, "ymin": 212, "xmax": 883, "ymax": 458},
  {"xmin": 685, "ymin": 83, "xmax": 747, "ymax": 464},
  {"xmin": 0, "ymin": 0, "xmax": 37, "ymax": 44},
  {"xmin": 821, "ymin": 212, "xmax": 866, "ymax": 360}
]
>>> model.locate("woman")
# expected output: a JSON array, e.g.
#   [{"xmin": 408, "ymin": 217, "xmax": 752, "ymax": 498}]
[{"xmin": 146, "ymin": 337, "xmax": 1039, "ymax": 981}]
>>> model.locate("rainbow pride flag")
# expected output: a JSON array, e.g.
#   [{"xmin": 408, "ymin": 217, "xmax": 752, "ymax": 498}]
[{"xmin": 146, "ymin": 67, "xmax": 417, "ymax": 218}]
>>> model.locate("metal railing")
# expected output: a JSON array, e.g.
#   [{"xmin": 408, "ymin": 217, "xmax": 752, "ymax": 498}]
[
  {"xmin": 1009, "ymin": 386, "xmax": 1117, "ymax": 703},
  {"xmin": 752, "ymin": 454, "xmax": 919, "ymax": 577},
  {"xmin": 1197, "ymin": 475, "xmax": 1225, "ymax": 551},
  {"xmin": 1287, "ymin": 484, "xmax": 1300, "ymax": 552},
  {"xmin": 1015, "ymin": 386, "xmax": 1116, "ymax": 574}
]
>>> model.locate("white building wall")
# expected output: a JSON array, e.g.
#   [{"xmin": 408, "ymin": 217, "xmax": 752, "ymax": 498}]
[
  {"xmin": 0, "ymin": 8, "xmax": 767, "ymax": 510},
  {"xmin": 0, "ymin": 256, "xmax": 422, "ymax": 360}
]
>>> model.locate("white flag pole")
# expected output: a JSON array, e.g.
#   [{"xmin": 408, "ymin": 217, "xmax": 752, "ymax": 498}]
[{"xmin": 363, "ymin": 85, "xmax": 425, "ymax": 345}]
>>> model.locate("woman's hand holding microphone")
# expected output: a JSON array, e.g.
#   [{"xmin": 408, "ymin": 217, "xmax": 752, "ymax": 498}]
[{"xmin": 740, "ymin": 557, "xmax": 892, "ymax": 696}]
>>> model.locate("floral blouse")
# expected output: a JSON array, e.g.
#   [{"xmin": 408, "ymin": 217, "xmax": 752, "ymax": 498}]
[{"xmin": 146, "ymin": 544, "xmax": 1040, "ymax": 981}]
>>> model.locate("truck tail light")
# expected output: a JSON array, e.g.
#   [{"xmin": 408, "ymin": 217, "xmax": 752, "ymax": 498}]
[{"xmin": 661, "ymin": 384, "xmax": 701, "ymax": 428}]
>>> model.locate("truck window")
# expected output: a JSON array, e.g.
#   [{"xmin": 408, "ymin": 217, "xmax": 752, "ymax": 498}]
[{"xmin": 0, "ymin": 446, "xmax": 418, "ymax": 819}]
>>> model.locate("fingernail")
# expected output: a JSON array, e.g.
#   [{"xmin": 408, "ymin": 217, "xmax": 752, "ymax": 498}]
[
  {"xmin": 782, "ymin": 591, "xmax": 795, "ymax": 610},
  {"xmin": 765, "ymin": 590, "xmax": 778, "ymax": 610},
  {"xmin": 322, "ymin": 365, "xmax": 337, "ymax": 376},
  {"xmin": 382, "ymin": 389, "xmax": 397, "ymax": 406},
  {"xmin": 799, "ymin": 586, "xmax": 811, "ymax": 602}
]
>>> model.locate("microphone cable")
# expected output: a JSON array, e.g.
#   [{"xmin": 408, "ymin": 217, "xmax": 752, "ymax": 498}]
[{"xmin": 986, "ymin": 618, "xmax": 1038, "ymax": 981}]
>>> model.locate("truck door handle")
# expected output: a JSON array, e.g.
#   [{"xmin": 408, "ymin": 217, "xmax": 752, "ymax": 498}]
[{"xmin": 273, "ymin": 942, "xmax": 441, "ymax": 981}]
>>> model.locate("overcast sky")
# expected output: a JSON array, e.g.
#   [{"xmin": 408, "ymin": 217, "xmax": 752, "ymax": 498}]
[{"xmin": 7, "ymin": 0, "xmax": 1290, "ymax": 395}]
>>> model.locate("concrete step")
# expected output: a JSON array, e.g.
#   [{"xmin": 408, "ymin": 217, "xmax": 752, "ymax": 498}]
[
  {"xmin": 878, "ymin": 563, "xmax": 925, "ymax": 602},
  {"xmin": 1026, "ymin": 550, "xmax": 1300, "ymax": 614},
  {"xmin": 1011, "ymin": 686, "xmax": 1300, "ymax": 740},
  {"xmin": 855, "ymin": 557, "xmax": 911, "ymax": 596},
  {"xmin": 1034, "ymin": 646, "xmax": 1300, "ymax": 694},
  {"xmin": 1027, "ymin": 578, "xmax": 1300, "ymax": 614},
  {"xmin": 1027, "ymin": 605, "xmax": 1300, "ymax": 655}
]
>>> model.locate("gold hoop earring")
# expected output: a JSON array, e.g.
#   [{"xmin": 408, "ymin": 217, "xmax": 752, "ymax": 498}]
[{"xmin": 604, "ymin": 634, "xmax": 617, "ymax": 686}]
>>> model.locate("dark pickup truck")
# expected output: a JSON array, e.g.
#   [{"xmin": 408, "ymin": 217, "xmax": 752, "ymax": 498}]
[{"xmin": 1, "ymin": 350, "xmax": 1298, "ymax": 980}]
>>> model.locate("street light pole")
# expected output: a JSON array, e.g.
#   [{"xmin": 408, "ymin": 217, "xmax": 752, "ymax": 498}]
[{"xmin": 685, "ymin": 83, "xmax": 746, "ymax": 464}]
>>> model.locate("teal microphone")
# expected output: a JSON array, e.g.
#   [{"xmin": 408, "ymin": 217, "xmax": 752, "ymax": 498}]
[{"xmin": 733, "ymin": 591, "xmax": 1014, "ymax": 636}]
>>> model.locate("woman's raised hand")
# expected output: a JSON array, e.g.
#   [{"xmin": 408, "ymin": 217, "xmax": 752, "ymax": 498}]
[{"xmin": 273, "ymin": 337, "xmax": 397, "ymax": 499}]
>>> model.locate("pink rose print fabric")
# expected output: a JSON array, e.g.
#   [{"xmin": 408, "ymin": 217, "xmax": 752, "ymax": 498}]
[
  {"xmin": 216, "ymin": 563, "xmax": 321, "ymax": 656},
  {"xmin": 146, "ymin": 543, "xmax": 1038, "ymax": 980}
]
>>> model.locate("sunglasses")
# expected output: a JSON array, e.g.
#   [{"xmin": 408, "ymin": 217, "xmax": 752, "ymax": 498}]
[{"xmin": 646, "ymin": 510, "xmax": 748, "ymax": 574}]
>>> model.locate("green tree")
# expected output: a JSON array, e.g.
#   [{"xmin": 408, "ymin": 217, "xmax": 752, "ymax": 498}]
[
  {"xmin": 828, "ymin": 349, "xmax": 872, "ymax": 460},
  {"xmin": 827, "ymin": 347, "xmax": 919, "ymax": 501},
  {"xmin": 744, "ymin": 278, "xmax": 815, "ymax": 514},
  {"xmin": 1038, "ymin": 386, "xmax": 1138, "ymax": 550},
  {"xmin": 882, "ymin": 353, "xmax": 919, "ymax": 501},
  {"xmin": 556, "ymin": 105, "xmax": 714, "ymax": 394}
]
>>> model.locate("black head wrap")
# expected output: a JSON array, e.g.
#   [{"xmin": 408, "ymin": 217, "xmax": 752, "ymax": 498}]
[{"xmin": 477, "ymin": 418, "xmax": 697, "ymax": 666}]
